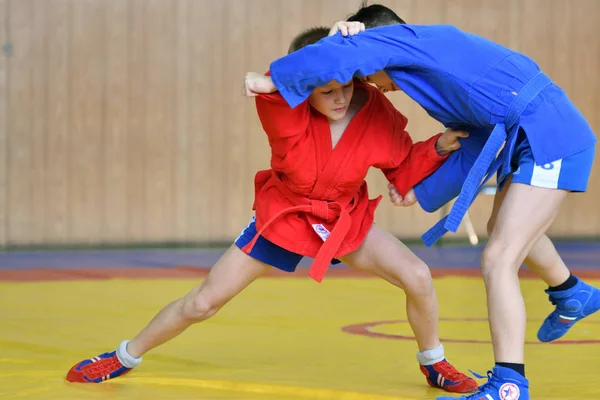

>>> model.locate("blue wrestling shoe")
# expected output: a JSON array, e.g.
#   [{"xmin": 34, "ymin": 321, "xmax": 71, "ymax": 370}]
[
  {"xmin": 436, "ymin": 366, "xmax": 529, "ymax": 400},
  {"xmin": 537, "ymin": 277, "xmax": 600, "ymax": 342}
]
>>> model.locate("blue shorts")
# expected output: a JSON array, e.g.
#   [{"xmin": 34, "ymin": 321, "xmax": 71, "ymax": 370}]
[
  {"xmin": 509, "ymin": 132, "xmax": 595, "ymax": 192},
  {"xmin": 413, "ymin": 130, "xmax": 595, "ymax": 213},
  {"xmin": 234, "ymin": 217, "xmax": 341, "ymax": 272}
]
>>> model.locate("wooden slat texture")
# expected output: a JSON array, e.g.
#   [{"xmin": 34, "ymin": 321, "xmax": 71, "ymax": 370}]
[
  {"xmin": 7, "ymin": 0, "xmax": 34, "ymax": 243},
  {"xmin": 0, "ymin": 0, "xmax": 7, "ymax": 245},
  {"xmin": 186, "ymin": 0, "xmax": 211, "ymax": 242},
  {"xmin": 143, "ymin": 0, "xmax": 176, "ymax": 242},
  {"xmin": 103, "ymin": 0, "xmax": 129, "ymax": 242},
  {"xmin": 126, "ymin": 0, "xmax": 147, "ymax": 242},
  {"xmin": 173, "ymin": 0, "xmax": 190, "ymax": 241},
  {"xmin": 2, "ymin": 0, "xmax": 599, "ymax": 246},
  {"xmin": 30, "ymin": 0, "xmax": 47, "ymax": 243},
  {"xmin": 69, "ymin": 0, "xmax": 105, "ymax": 242},
  {"xmin": 44, "ymin": 0, "xmax": 70, "ymax": 243}
]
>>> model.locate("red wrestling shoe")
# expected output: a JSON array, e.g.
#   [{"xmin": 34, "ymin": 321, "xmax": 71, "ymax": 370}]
[
  {"xmin": 66, "ymin": 351, "xmax": 132, "ymax": 383},
  {"xmin": 420, "ymin": 359, "xmax": 479, "ymax": 393}
]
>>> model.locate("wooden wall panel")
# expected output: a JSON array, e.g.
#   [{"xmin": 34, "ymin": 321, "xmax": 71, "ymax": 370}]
[
  {"xmin": 30, "ymin": 0, "xmax": 48, "ymax": 243},
  {"xmin": 221, "ymin": 0, "xmax": 250, "ymax": 239},
  {"xmin": 143, "ymin": 0, "xmax": 176, "ymax": 241},
  {"xmin": 206, "ymin": 1, "xmax": 227, "ymax": 240},
  {"xmin": 126, "ymin": 0, "xmax": 147, "ymax": 242},
  {"xmin": 173, "ymin": 0, "xmax": 191, "ymax": 242},
  {"xmin": 555, "ymin": 0, "xmax": 600, "ymax": 236},
  {"xmin": 186, "ymin": 0, "xmax": 213, "ymax": 242},
  {"xmin": 0, "ymin": 0, "xmax": 7, "ymax": 246},
  {"xmin": 44, "ymin": 0, "xmax": 70, "ymax": 243},
  {"xmin": 7, "ymin": 0, "xmax": 35, "ymax": 243},
  {"xmin": 69, "ymin": 0, "xmax": 105, "ymax": 242},
  {"xmin": 103, "ymin": 0, "xmax": 129, "ymax": 242},
  {"xmin": 2, "ymin": 0, "xmax": 599, "ymax": 246}
]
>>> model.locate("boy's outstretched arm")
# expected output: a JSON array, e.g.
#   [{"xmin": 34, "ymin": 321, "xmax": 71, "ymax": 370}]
[
  {"xmin": 244, "ymin": 72, "xmax": 277, "ymax": 97},
  {"xmin": 243, "ymin": 71, "xmax": 310, "ymax": 140}
]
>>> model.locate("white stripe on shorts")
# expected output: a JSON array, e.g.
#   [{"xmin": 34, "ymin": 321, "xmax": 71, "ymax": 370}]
[
  {"xmin": 235, "ymin": 216, "xmax": 256, "ymax": 242},
  {"xmin": 530, "ymin": 159, "xmax": 562, "ymax": 189}
]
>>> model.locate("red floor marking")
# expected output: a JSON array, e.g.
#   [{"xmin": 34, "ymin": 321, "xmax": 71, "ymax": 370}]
[{"xmin": 341, "ymin": 318, "xmax": 600, "ymax": 345}]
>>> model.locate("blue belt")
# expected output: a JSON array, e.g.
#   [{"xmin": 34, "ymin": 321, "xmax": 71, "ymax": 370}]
[{"xmin": 422, "ymin": 72, "xmax": 552, "ymax": 247}]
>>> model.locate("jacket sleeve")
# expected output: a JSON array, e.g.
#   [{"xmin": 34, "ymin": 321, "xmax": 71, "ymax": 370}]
[
  {"xmin": 269, "ymin": 26, "xmax": 416, "ymax": 108},
  {"xmin": 378, "ymin": 111, "xmax": 448, "ymax": 196},
  {"xmin": 255, "ymin": 91, "xmax": 310, "ymax": 140}
]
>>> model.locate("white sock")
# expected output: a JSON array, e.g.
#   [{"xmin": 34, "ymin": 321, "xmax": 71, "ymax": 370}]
[
  {"xmin": 115, "ymin": 340, "xmax": 143, "ymax": 369},
  {"xmin": 416, "ymin": 344, "xmax": 445, "ymax": 366}
]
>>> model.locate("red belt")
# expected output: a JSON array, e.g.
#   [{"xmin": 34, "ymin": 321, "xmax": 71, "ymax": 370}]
[{"xmin": 243, "ymin": 172, "xmax": 354, "ymax": 283}]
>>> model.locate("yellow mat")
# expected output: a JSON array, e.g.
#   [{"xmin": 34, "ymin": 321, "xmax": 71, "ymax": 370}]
[{"xmin": 1, "ymin": 277, "xmax": 599, "ymax": 399}]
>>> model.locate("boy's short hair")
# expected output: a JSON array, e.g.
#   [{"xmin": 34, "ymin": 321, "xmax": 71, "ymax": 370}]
[
  {"xmin": 288, "ymin": 26, "xmax": 330, "ymax": 54},
  {"xmin": 347, "ymin": 2, "xmax": 406, "ymax": 28}
]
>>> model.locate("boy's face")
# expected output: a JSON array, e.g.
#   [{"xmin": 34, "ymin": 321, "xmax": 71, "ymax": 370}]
[
  {"xmin": 362, "ymin": 70, "xmax": 400, "ymax": 93},
  {"xmin": 308, "ymin": 79, "xmax": 354, "ymax": 121}
]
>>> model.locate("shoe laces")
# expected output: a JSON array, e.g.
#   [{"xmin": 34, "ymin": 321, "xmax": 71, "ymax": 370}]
[
  {"xmin": 82, "ymin": 356, "xmax": 123, "ymax": 379},
  {"xmin": 435, "ymin": 360, "xmax": 470, "ymax": 382},
  {"xmin": 462, "ymin": 370, "xmax": 495, "ymax": 399}
]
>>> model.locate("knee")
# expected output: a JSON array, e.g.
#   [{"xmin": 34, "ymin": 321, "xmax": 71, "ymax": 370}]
[
  {"xmin": 480, "ymin": 240, "xmax": 520, "ymax": 283},
  {"xmin": 402, "ymin": 260, "xmax": 434, "ymax": 298},
  {"xmin": 182, "ymin": 293, "xmax": 222, "ymax": 323}
]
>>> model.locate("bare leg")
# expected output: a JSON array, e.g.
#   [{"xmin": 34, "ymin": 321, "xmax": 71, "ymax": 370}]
[
  {"xmin": 482, "ymin": 183, "xmax": 567, "ymax": 363},
  {"xmin": 127, "ymin": 245, "xmax": 271, "ymax": 357},
  {"xmin": 340, "ymin": 225, "xmax": 477, "ymax": 393},
  {"xmin": 339, "ymin": 225, "xmax": 439, "ymax": 352},
  {"xmin": 487, "ymin": 178, "xmax": 570, "ymax": 287}
]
